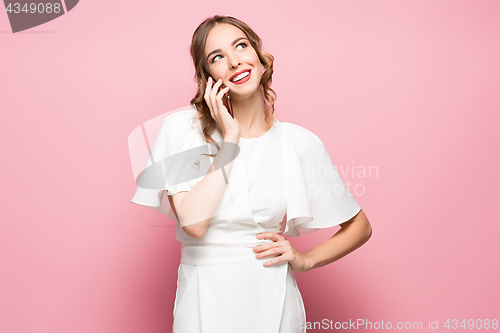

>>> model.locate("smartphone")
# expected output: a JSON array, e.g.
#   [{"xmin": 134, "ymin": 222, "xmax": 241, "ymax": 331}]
[{"xmin": 209, "ymin": 76, "xmax": 234, "ymax": 118}]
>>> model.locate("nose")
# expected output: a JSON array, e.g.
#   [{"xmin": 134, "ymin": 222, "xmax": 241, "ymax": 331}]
[{"xmin": 227, "ymin": 53, "xmax": 241, "ymax": 69}]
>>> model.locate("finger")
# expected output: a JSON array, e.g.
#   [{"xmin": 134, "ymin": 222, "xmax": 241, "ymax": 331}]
[
  {"xmin": 208, "ymin": 80, "xmax": 222, "ymax": 115},
  {"xmin": 215, "ymin": 92, "xmax": 228, "ymax": 113},
  {"xmin": 214, "ymin": 78, "xmax": 223, "ymax": 88},
  {"xmin": 263, "ymin": 256, "xmax": 284, "ymax": 267},
  {"xmin": 256, "ymin": 232, "xmax": 270, "ymax": 239},
  {"xmin": 255, "ymin": 238, "xmax": 288, "ymax": 254},
  {"xmin": 204, "ymin": 95, "xmax": 214, "ymax": 119},
  {"xmin": 216, "ymin": 86, "xmax": 229, "ymax": 100},
  {"xmin": 205, "ymin": 76, "xmax": 212, "ymax": 95},
  {"xmin": 263, "ymin": 250, "xmax": 295, "ymax": 267},
  {"xmin": 253, "ymin": 243, "xmax": 274, "ymax": 253},
  {"xmin": 210, "ymin": 79, "xmax": 222, "ymax": 98},
  {"xmin": 204, "ymin": 78, "xmax": 214, "ymax": 114},
  {"xmin": 256, "ymin": 232, "xmax": 279, "ymax": 241},
  {"xmin": 255, "ymin": 247, "xmax": 282, "ymax": 258},
  {"xmin": 206, "ymin": 82, "xmax": 217, "ymax": 120}
]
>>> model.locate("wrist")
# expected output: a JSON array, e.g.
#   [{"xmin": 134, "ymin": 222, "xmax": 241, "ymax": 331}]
[
  {"xmin": 301, "ymin": 252, "xmax": 315, "ymax": 272},
  {"xmin": 223, "ymin": 134, "xmax": 240, "ymax": 143}
]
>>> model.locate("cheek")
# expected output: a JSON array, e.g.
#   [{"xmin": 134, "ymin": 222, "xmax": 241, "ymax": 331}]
[
  {"xmin": 242, "ymin": 51, "xmax": 260, "ymax": 65},
  {"xmin": 210, "ymin": 66, "xmax": 225, "ymax": 80},
  {"xmin": 245, "ymin": 55, "xmax": 262, "ymax": 75}
]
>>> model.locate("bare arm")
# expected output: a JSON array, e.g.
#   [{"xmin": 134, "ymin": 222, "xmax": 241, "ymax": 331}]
[
  {"xmin": 167, "ymin": 76, "xmax": 241, "ymax": 238},
  {"xmin": 167, "ymin": 134, "xmax": 239, "ymax": 238},
  {"xmin": 301, "ymin": 209, "xmax": 372, "ymax": 270}
]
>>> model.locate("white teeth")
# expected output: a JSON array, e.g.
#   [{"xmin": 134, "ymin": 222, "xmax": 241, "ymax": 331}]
[{"xmin": 231, "ymin": 71, "xmax": 250, "ymax": 82}]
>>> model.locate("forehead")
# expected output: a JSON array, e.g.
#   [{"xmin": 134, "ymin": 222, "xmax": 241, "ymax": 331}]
[{"xmin": 205, "ymin": 23, "xmax": 246, "ymax": 54}]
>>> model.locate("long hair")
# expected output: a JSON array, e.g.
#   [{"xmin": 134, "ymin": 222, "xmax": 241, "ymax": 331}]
[{"xmin": 189, "ymin": 15, "xmax": 277, "ymax": 150}]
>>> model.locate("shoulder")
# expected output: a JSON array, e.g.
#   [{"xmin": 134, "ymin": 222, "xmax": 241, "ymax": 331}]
[
  {"xmin": 280, "ymin": 121, "xmax": 326, "ymax": 150},
  {"xmin": 161, "ymin": 105, "xmax": 201, "ymax": 140},
  {"xmin": 280, "ymin": 122, "xmax": 329, "ymax": 162},
  {"xmin": 280, "ymin": 121, "xmax": 338, "ymax": 176},
  {"xmin": 163, "ymin": 105, "xmax": 199, "ymax": 128}
]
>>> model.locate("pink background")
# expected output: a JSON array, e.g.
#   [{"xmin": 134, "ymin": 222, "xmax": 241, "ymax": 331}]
[{"xmin": 1, "ymin": 0, "xmax": 499, "ymax": 332}]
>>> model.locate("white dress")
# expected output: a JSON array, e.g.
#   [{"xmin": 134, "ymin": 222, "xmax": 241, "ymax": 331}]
[{"xmin": 130, "ymin": 105, "xmax": 361, "ymax": 333}]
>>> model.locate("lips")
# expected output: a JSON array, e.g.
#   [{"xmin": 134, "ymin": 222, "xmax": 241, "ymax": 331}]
[{"xmin": 230, "ymin": 69, "xmax": 251, "ymax": 82}]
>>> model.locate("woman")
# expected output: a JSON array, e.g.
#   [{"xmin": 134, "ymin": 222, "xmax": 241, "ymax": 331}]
[{"xmin": 131, "ymin": 15, "xmax": 372, "ymax": 333}]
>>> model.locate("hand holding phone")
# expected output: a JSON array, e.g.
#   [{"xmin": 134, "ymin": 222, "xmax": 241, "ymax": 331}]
[
  {"xmin": 208, "ymin": 75, "xmax": 233, "ymax": 118},
  {"xmin": 204, "ymin": 76, "xmax": 240, "ymax": 140},
  {"xmin": 216, "ymin": 78, "xmax": 234, "ymax": 119}
]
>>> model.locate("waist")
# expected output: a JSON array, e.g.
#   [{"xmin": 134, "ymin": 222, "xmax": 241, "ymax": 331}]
[{"xmin": 180, "ymin": 244, "xmax": 277, "ymax": 266}]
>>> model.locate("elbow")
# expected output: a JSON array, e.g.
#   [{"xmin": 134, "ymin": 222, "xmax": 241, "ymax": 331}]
[
  {"xmin": 365, "ymin": 222, "xmax": 372, "ymax": 241},
  {"xmin": 180, "ymin": 218, "xmax": 210, "ymax": 239},
  {"xmin": 362, "ymin": 217, "xmax": 372, "ymax": 242},
  {"xmin": 182, "ymin": 227, "xmax": 205, "ymax": 239},
  {"xmin": 181, "ymin": 224, "xmax": 205, "ymax": 239},
  {"xmin": 355, "ymin": 209, "xmax": 372, "ymax": 242}
]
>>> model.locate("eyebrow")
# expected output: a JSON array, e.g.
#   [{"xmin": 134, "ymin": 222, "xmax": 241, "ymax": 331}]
[{"xmin": 206, "ymin": 37, "xmax": 248, "ymax": 62}]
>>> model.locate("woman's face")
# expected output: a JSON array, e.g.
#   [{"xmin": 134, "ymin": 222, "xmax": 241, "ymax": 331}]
[{"xmin": 204, "ymin": 23, "xmax": 262, "ymax": 99}]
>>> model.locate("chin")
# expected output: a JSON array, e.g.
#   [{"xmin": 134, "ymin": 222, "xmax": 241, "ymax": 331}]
[{"xmin": 232, "ymin": 87, "xmax": 262, "ymax": 101}]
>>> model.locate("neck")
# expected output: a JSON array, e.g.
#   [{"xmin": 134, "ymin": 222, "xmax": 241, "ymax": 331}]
[{"xmin": 230, "ymin": 86, "xmax": 274, "ymax": 136}]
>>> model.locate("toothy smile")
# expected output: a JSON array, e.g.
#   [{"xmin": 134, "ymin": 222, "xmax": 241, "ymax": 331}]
[{"xmin": 230, "ymin": 70, "xmax": 251, "ymax": 82}]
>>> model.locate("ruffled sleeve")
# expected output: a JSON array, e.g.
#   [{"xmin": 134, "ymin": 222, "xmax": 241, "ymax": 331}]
[
  {"xmin": 129, "ymin": 106, "xmax": 208, "ymax": 220},
  {"xmin": 280, "ymin": 122, "xmax": 362, "ymax": 237}
]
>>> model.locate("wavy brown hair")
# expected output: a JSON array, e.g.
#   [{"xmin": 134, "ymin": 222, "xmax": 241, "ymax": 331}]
[{"xmin": 189, "ymin": 15, "xmax": 277, "ymax": 150}]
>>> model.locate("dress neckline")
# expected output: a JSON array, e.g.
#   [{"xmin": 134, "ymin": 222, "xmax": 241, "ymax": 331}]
[{"xmin": 239, "ymin": 119, "xmax": 278, "ymax": 141}]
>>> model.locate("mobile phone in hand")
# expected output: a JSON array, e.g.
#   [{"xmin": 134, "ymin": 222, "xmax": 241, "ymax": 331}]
[{"xmin": 210, "ymin": 76, "xmax": 234, "ymax": 118}]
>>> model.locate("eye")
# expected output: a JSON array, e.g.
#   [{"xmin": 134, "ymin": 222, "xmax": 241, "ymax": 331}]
[
  {"xmin": 212, "ymin": 55, "xmax": 222, "ymax": 63},
  {"xmin": 236, "ymin": 42, "xmax": 247, "ymax": 50},
  {"xmin": 211, "ymin": 43, "xmax": 248, "ymax": 63}
]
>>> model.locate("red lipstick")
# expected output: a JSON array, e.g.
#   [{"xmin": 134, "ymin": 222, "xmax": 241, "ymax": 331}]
[{"xmin": 230, "ymin": 69, "xmax": 251, "ymax": 85}]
